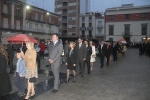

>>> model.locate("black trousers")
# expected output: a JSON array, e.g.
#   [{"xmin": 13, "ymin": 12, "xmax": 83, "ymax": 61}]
[
  {"xmin": 36, "ymin": 52, "xmax": 41, "ymax": 68},
  {"xmin": 99, "ymin": 54, "xmax": 105, "ymax": 67},
  {"xmin": 8, "ymin": 57, "xmax": 14, "ymax": 72},
  {"xmin": 84, "ymin": 58, "xmax": 91, "ymax": 73},
  {"xmin": 77, "ymin": 58, "xmax": 85, "ymax": 75},
  {"xmin": 106, "ymin": 54, "xmax": 110, "ymax": 65},
  {"xmin": 40, "ymin": 51, "xmax": 45, "ymax": 60},
  {"xmin": 14, "ymin": 73, "xmax": 25, "ymax": 93},
  {"xmin": 0, "ymin": 95, "xmax": 11, "ymax": 100},
  {"xmin": 113, "ymin": 52, "xmax": 117, "ymax": 61}
]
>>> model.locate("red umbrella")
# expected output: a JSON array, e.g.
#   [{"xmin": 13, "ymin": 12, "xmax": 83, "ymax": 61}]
[{"xmin": 7, "ymin": 34, "xmax": 38, "ymax": 44}]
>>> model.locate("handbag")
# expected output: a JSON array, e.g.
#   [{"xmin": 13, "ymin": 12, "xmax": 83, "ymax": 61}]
[
  {"xmin": 29, "ymin": 77, "xmax": 37, "ymax": 83},
  {"xmin": 92, "ymin": 54, "xmax": 96, "ymax": 58}
]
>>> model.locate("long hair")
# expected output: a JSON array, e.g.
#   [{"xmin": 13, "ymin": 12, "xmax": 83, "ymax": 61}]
[{"xmin": 0, "ymin": 43, "xmax": 8, "ymax": 64}]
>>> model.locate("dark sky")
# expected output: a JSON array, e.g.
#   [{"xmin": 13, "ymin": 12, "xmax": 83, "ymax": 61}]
[{"xmin": 26, "ymin": 0, "xmax": 150, "ymax": 12}]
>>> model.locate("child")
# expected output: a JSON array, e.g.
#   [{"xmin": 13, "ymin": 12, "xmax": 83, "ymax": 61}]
[{"xmin": 14, "ymin": 50, "xmax": 26, "ymax": 97}]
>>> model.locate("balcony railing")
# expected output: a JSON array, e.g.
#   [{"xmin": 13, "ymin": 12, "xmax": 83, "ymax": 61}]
[
  {"xmin": 15, "ymin": 14, "xmax": 23, "ymax": 18},
  {"xmin": 2, "ymin": 9, "xmax": 11, "ymax": 16},
  {"xmin": 80, "ymin": 27, "xmax": 86, "ymax": 31},
  {"xmin": 62, "ymin": 6, "xmax": 67, "ymax": 9},
  {"xmin": 62, "ymin": 12, "xmax": 67, "ymax": 16},
  {"xmin": 62, "ymin": 20, "xmax": 67, "ymax": 23},
  {"xmin": 87, "ymin": 27, "xmax": 93, "ymax": 31},
  {"xmin": 62, "ymin": 0, "xmax": 68, "ymax": 3},
  {"xmin": 122, "ymin": 32, "xmax": 132, "ymax": 37},
  {"xmin": 97, "ymin": 25, "xmax": 103, "ymax": 29},
  {"xmin": 87, "ymin": 35, "xmax": 93, "ymax": 38},
  {"xmin": 95, "ymin": 34, "xmax": 105, "ymax": 37},
  {"xmin": 62, "ymin": 26, "xmax": 67, "ymax": 30}
]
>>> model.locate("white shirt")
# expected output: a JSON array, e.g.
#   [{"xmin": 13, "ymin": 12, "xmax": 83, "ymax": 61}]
[
  {"xmin": 79, "ymin": 43, "xmax": 82, "ymax": 48},
  {"xmin": 53, "ymin": 40, "xmax": 58, "ymax": 46},
  {"xmin": 86, "ymin": 45, "xmax": 88, "ymax": 48},
  {"xmin": 101, "ymin": 44, "xmax": 103, "ymax": 49}
]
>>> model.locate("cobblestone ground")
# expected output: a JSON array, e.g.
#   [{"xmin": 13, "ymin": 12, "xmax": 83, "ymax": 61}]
[{"xmin": 10, "ymin": 49, "xmax": 150, "ymax": 100}]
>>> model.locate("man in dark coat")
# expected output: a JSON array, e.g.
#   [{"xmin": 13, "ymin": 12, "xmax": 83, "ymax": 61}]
[
  {"xmin": 7, "ymin": 42, "xmax": 14, "ymax": 74},
  {"xmin": 113, "ymin": 41, "xmax": 118, "ymax": 61},
  {"xmin": 76, "ymin": 37, "xmax": 87, "ymax": 77},
  {"xmin": 84, "ymin": 39, "xmax": 92, "ymax": 74},
  {"xmin": 106, "ymin": 42, "xmax": 111, "ymax": 66},
  {"xmin": 98, "ymin": 40, "xmax": 106, "ymax": 68}
]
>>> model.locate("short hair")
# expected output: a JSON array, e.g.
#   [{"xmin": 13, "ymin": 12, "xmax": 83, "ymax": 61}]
[
  {"xmin": 16, "ymin": 49, "xmax": 21, "ymax": 53},
  {"xmin": 78, "ymin": 37, "xmax": 83, "ymax": 40},
  {"xmin": 26, "ymin": 42, "xmax": 34, "ymax": 49},
  {"xmin": 70, "ymin": 41, "xmax": 76, "ymax": 48},
  {"xmin": 52, "ymin": 33, "xmax": 59, "ymax": 38},
  {"xmin": 84, "ymin": 39, "xmax": 89, "ymax": 42}
]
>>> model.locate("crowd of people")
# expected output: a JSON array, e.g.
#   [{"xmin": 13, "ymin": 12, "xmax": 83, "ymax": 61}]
[{"xmin": 0, "ymin": 33, "xmax": 129, "ymax": 100}]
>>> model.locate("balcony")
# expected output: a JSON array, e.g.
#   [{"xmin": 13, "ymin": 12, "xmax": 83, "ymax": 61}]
[
  {"xmin": 62, "ymin": 12, "xmax": 67, "ymax": 16},
  {"xmin": 80, "ymin": 35, "xmax": 86, "ymax": 38},
  {"xmin": 62, "ymin": 0, "xmax": 68, "ymax": 3},
  {"xmin": 62, "ymin": 20, "xmax": 67, "ymax": 23},
  {"xmin": 62, "ymin": 6, "xmax": 67, "ymax": 9},
  {"xmin": 80, "ymin": 27, "xmax": 86, "ymax": 31},
  {"xmin": 1, "ymin": 10, "xmax": 11, "ymax": 16},
  {"xmin": 95, "ymin": 34, "xmax": 105, "ymax": 37},
  {"xmin": 87, "ymin": 27, "xmax": 93, "ymax": 31},
  {"xmin": 62, "ymin": 26, "xmax": 67, "ymax": 30},
  {"xmin": 97, "ymin": 25, "xmax": 103, "ymax": 29},
  {"xmin": 15, "ymin": 14, "xmax": 23, "ymax": 19},
  {"xmin": 122, "ymin": 32, "xmax": 132, "ymax": 37},
  {"xmin": 26, "ymin": 17, "xmax": 46, "ymax": 23}
]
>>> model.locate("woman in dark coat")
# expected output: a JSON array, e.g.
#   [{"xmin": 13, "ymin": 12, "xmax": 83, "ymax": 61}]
[
  {"xmin": 0, "ymin": 43, "xmax": 12, "ymax": 100},
  {"xmin": 65, "ymin": 42, "xmax": 77, "ymax": 83}
]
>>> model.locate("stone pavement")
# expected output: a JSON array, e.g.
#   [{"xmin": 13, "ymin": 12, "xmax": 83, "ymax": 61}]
[{"xmin": 9, "ymin": 49, "xmax": 150, "ymax": 100}]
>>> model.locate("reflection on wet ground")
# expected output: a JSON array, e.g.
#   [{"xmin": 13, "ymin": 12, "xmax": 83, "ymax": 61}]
[{"xmin": 10, "ymin": 69, "xmax": 72, "ymax": 100}]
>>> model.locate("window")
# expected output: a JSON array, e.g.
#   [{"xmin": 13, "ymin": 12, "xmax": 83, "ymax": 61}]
[
  {"xmin": 29, "ymin": 11, "xmax": 32, "ymax": 19},
  {"xmin": 82, "ymin": 17, "xmax": 85, "ymax": 22},
  {"xmin": 124, "ymin": 25, "xmax": 130, "ymax": 34},
  {"xmin": 89, "ymin": 31, "xmax": 92, "ymax": 37},
  {"xmin": 16, "ymin": 8, "xmax": 20, "ymax": 17},
  {"xmin": 69, "ymin": 18, "xmax": 72, "ymax": 21},
  {"xmin": 3, "ymin": 4, "xmax": 8, "ymax": 14},
  {"xmin": 109, "ymin": 25, "xmax": 114, "ymax": 35},
  {"xmin": 98, "ymin": 21, "xmax": 102, "ymax": 26},
  {"xmin": 35, "ymin": 24, "xmax": 38, "ymax": 31},
  {"xmin": 41, "ymin": 15, "xmax": 43, "ymax": 22},
  {"xmin": 125, "ymin": 14, "xmax": 130, "ymax": 19},
  {"xmin": 142, "ymin": 13, "xmax": 147, "ymax": 18},
  {"xmin": 109, "ymin": 15, "xmax": 114, "ymax": 20},
  {"xmin": 98, "ymin": 30, "xmax": 102, "ymax": 35},
  {"xmin": 82, "ymin": 31, "xmax": 85, "ymax": 37},
  {"xmin": 82, "ymin": 23, "xmax": 85, "ymax": 27},
  {"xmin": 49, "ymin": 17, "xmax": 51, "ymax": 23},
  {"xmin": 29, "ymin": 22, "xmax": 32, "ymax": 28},
  {"xmin": 89, "ymin": 23, "xmax": 92, "ymax": 27},
  {"xmin": 89, "ymin": 16, "xmax": 92, "ymax": 22},
  {"xmin": 3, "ymin": 18, "xmax": 8, "ymax": 28},
  {"xmin": 16, "ymin": 20, "xmax": 20, "ymax": 30},
  {"xmin": 141, "ymin": 24, "xmax": 147, "ymax": 35},
  {"xmin": 35, "ymin": 13, "xmax": 38, "ymax": 20},
  {"xmin": 72, "ymin": 10, "xmax": 76, "ymax": 13}
]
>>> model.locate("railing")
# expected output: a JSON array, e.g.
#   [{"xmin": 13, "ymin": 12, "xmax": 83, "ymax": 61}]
[
  {"xmin": 87, "ymin": 27, "xmax": 93, "ymax": 31},
  {"xmin": 2, "ymin": 9, "xmax": 11, "ymax": 16},
  {"xmin": 62, "ymin": 26, "xmax": 67, "ymax": 30},
  {"xmin": 62, "ymin": 12, "xmax": 67, "ymax": 16},
  {"xmin": 62, "ymin": 20, "xmax": 67, "ymax": 23},
  {"xmin": 62, "ymin": 6, "xmax": 67, "ymax": 9},
  {"xmin": 97, "ymin": 25, "xmax": 103, "ymax": 29},
  {"xmin": 87, "ymin": 35, "xmax": 93, "ymax": 38},
  {"xmin": 80, "ymin": 27, "xmax": 86, "ymax": 31},
  {"xmin": 62, "ymin": 0, "xmax": 68, "ymax": 2},
  {"xmin": 122, "ymin": 32, "xmax": 132, "ymax": 37},
  {"xmin": 95, "ymin": 34, "xmax": 105, "ymax": 37}
]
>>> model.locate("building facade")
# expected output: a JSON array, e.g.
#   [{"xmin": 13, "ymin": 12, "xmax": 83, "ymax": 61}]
[
  {"xmin": 79, "ymin": 12, "xmax": 105, "ymax": 39},
  {"xmin": 105, "ymin": 4, "xmax": 150, "ymax": 42},
  {"xmin": 0, "ymin": 0, "xmax": 59, "ymax": 44},
  {"xmin": 80, "ymin": 0, "xmax": 91, "ymax": 13},
  {"xmin": 55, "ymin": 0, "xmax": 80, "ymax": 38}
]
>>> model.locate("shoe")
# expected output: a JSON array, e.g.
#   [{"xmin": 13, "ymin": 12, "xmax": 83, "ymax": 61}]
[
  {"xmin": 20, "ymin": 92, "xmax": 26, "ymax": 97},
  {"xmin": 65, "ymin": 79, "xmax": 70, "ymax": 83},
  {"xmin": 24, "ymin": 95, "xmax": 30, "ymax": 100},
  {"xmin": 51, "ymin": 89, "xmax": 58, "ymax": 93},
  {"xmin": 73, "ymin": 77, "xmax": 76, "ymax": 83},
  {"xmin": 81, "ymin": 75, "xmax": 83, "ymax": 77},
  {"xmin": 30, "ymin": 92, "xmax": 35, "ymax": 99}
]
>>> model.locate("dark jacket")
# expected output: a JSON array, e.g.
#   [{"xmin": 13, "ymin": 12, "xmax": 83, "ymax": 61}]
[
  {"xmin": 0, "ymin": 54, "xmax": 12, "ymax": 96},
  {"xmin": 106, "ymin": 45, "xmax": 112, "ymax": 56},
  {"xmin": 7, "ymin": 44, "xmax": 14, "ymax": 58},
  {"xmin": 113, "ymin": 44, "xmax": 119, "ymax": 53},
  {"xmin": 98, "ymin": 44, "xmax": 106, "ymax": 56},
  {"xmin": 76, "ymin": 43, "xmax": 87, "ymax": 59},
  {"xmin": 67, "ymin": 48, "xmax": 77, "ymax": 64},
  {"xmin": 86, "ymin": 45, "xmax": 92, "ymax": 59}
]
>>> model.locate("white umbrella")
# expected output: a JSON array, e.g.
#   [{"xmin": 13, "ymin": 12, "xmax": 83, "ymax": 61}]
[{"xmin": 121, "ymin": 41, "xmax": 127, "ymax": 44}]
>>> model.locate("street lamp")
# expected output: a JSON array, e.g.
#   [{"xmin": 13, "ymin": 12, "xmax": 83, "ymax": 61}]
[
  {"xmin": 26, "ymin": 5, "xmax": 30, "ymax": 9},
  {"xmin": 47, "ymin": 12, "xmax": 49, "ymax": 15}
]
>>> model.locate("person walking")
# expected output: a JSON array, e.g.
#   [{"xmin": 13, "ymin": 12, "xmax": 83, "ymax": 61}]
[
  {"xmin": 21, "ymin": 42, "xmax": 38, "ymax": 100},
  {"xmin": 0, "ymin": 43, "xmax": 12, "ymax": 100},
  {"xmin": 76, "ymin": 37, "xmax": 86, "ymax": 77},
  {"xmin": 84, "ymin": 40, "xmax": 92, "ymax": 74},
  {"xmin": 98, "ymin": 40, "xmax": 106, "ymax": 68},
  {"xmin": 48, "ymin": 33, "xmax": 63, "ymax": 93},
  {"xmin": 35, "ymin": 44, "xmax": 41, "ymax": 68},
  {"xmin": 14, "ymin": 50, "xmax": 26, "ymax": 97},
  {"xmin": 40, "ymin": 41, "xmax": 45, "ymax": 61},
  {"xmin": 64, "ymin": 40, "xmax": 69, "ymax": 57},
  {"xmin": 7, "ymin": 42, "xmax": 14, "ymax": 74},
  {"xmin": 106, "ymin": 42, "xmax": 111, "ymax": 66},
  {"xmin": 65, "ymin": 42, "xmax": 77, "ymax": 83},
  {"xmin": 113, "ymin": 41, "xmax": 118, "ymax": 61},
  {"xmin": 89, "ymin": 40, "xmax": 96, "ymax": 71}
]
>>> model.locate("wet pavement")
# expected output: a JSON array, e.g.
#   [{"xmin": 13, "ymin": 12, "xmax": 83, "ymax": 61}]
[{"xmin": 9, "ymin": 49, "xmax": 150, "ymax": 100}]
